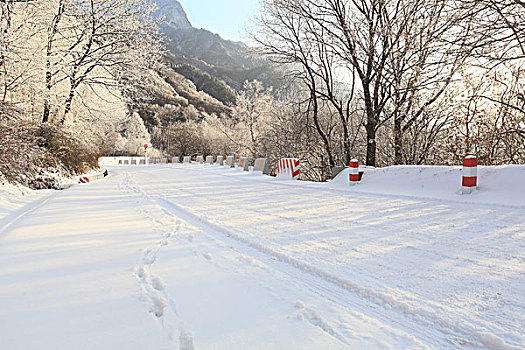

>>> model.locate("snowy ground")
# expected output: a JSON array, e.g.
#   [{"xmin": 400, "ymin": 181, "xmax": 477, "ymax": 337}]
[{"xmin": 0, "ymin": 164, "xmax": 523, "ymax": 349}]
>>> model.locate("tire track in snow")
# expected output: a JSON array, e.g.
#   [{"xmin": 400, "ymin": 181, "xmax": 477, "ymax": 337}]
[
  {"xmin": 128, "ymin": 168, "xmax": 441, "ymax": 347},
  {"xmin": 120, "ymin": 172, "xmax": 195, "ymax": 350},
  {"xmin": 141, "ymin": 169, "xmax": 522, "ymax": 350},
  {"xmin": 151, "ymin": 195, "xmax": 447, "ymax": 349},
  {"xmin": 125, "ymin": 170, "xmax": 358, "ymax": 347}
]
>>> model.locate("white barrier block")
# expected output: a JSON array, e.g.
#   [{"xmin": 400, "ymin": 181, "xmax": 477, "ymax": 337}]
[
  {"xmin": 206, "ymin": 155, "xmax": 214, "ymax": 164},
  {"xmin": 196, "ymin": 155, "xmax": 204, "ymax": 164},
  {"xmin": 172, "ymin": 157, "xmax": 181, "ymax": 163},
  {"xmin": 183, "ymin": 156, "xmax": 191, "ymax": 163},
  {"xmin": 253, "ymin": 158, "xmax": 269, "ymax": 174},
  {"xmin": 225, "ymin": 156, "xmax": 235, "ymax": 168},
  {"xmin": 216, "ymin": 156, "xmax": 224, "ymax": 166},
  {"xmin": 79, "ymin": 169, "xmax": 109, "ymax": 184}
]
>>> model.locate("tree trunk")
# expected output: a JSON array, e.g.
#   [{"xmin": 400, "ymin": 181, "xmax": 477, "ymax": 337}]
[
  {"xmin": 42, "ymin": 100, "xmax": 50, "ymax": 123},
  {"xmin": 365, "ymin": 122, "xmax": 377, "ymax": 167},
  {"xmin": 363, "ymin": 83, "xmax": 377, "ymax": 167},
  {"xmin": 341, "ymin": 116, "xmax": 351, "ymax": 165},
  {"xmin": 310, "ymin": 95, "xmax": 335, "ymax": 169},
  {"xmin": 60, "ymin": 82, "xmax": 76, "ymax": 124},
  {"xmin": 394, "ymin": 116, "xmax": 403, "ymax": 164},
  {"xmin": 42, "ymin": 69, "xmax": 52, "ymax": 123}
]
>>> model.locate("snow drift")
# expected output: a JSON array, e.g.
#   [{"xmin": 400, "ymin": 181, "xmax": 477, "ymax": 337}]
[{"xmin": 329, "ymin": 164, "xmax": 525, "ymax": 208}]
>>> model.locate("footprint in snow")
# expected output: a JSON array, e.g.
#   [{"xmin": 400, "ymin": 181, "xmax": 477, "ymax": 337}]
[
  {"xmin": 202, "ymin": 253, "xmax": 212, "ymax": 261},
  {"xmin": 135, "ymin": 266, "xmax": 147, "ymax": 279},
  {"xmin": 179, "ymin": 330, "xmax": 195, "ymax": 350},
  {"xmin": 295, "ymin": 300, "xmax": 306, "ymax": 310},
  {"xmin": 149, "ymin": 292, "xmax": 166, "ymax": 318},
  {"xmin": 142, "ymin": 249, "xmax": 156, "ymax": 264},
  {"xmin": 151, "ymin": 276, "xmax": 165, "ymax": 291}
]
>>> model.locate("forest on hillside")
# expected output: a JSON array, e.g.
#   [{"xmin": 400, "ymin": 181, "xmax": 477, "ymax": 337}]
[{"xmin": 1, "ymin": 0, "xmax": 524, "ymax": 187}]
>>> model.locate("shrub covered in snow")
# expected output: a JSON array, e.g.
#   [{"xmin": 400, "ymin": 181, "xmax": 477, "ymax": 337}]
[{"xmin": 0, "ymin": 103, "xmax": 99, "ymax": 189}]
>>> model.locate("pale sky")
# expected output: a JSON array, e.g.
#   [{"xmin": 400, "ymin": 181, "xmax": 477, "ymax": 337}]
[{"xmin": 178, "ymin": 0, "xmax": 261, "ymax": 42}]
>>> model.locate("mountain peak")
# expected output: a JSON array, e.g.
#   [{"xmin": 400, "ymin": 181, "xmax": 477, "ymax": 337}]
[{"xmin": 152, "ymin": 0, "xmax": 192, "ymax": 29}]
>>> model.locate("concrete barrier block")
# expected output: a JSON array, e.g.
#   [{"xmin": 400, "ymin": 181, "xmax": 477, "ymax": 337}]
[
  {"xmin": 205, "ymin": 155, "xmax": 214, "ymax": 164},
  {"xmin": 183, "ymin": 156, "xmax": 191, "ymax": 163},
  {"xmin": 79, "ymin": 170, "xmax": 108, "ymax": 184},
  {"xmin": 253, "ymin": 158, "xmax": 269, "ymax": 174},
  {"xmin": 172, "ymin": 157, "xmax": 181, "ymax": 163},
  {"xmin": 160, "ymin": 158, "xmax": 168, "ymax": 164},
  {"xmin": 196, "ymin": 155, "xmax": 204, "ymax": 164},
  {"xmin": 239, "ymin": 157, "xmax": 249, "ymax": 171},
  {"xmin": 225, "ymin": 156, "xmax": 235, "ymax": 168},
  {"xmin": 216, "ymin": 155, "xmax": 224, "ymax": 166}
]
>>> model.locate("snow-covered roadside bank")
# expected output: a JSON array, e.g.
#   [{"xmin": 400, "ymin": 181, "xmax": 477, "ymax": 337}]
[
  {"xmin": 0, "ymin": 180, "xmax": 51, "ymax": 220},
  {"xmin": 0, "ymin": 167, "xmax": 110, "ymax": 221},
  {"xmin": 0, "ymin": 170, "xmax": 100, "ymax": 225},
  {"xmin": 330, "ymin": 164, "xmax": 525, "ymax": 208}
]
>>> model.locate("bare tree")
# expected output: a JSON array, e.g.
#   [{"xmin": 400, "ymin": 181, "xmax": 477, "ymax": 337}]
[
  {"xmin": 57, "ymin": 0, "xmax": 163, "ymax": 124},
  {"xmin": 255, "ymin": 0, "xmax": 338, "ymax": 170},
  {"xmin": 298, "ymin": 0, "xmax": 394, "ymax": 167},
  {"xmin": 256, "ymin": 0, "xmax": 486, "ymax": 167},
  {"xmin": 384, "ymin": 0, "xmax": 474, "ymax": 164},
  {"xmin": 450, "ymin": 62, "xmax": 525, "ymax": 164}
]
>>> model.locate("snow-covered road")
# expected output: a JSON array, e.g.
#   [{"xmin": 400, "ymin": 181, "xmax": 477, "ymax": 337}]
[{"xmin": 1, "ymin": 164, "xmax": 524, "ymax": 349}]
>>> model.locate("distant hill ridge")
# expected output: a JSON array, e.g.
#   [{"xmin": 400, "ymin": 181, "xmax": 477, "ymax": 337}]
[{"xmin": 152, "ymin": 0, "xmax": 283, "ymax": 96}]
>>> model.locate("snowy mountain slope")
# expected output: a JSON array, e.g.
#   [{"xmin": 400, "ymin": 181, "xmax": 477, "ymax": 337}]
[
  {"xmin": 152, "ymin": 0, "xmax": 192, "ymax": 29},
  {"xmin": 0, "ymin": 165, "xmax": 523, "ymax": 349}
]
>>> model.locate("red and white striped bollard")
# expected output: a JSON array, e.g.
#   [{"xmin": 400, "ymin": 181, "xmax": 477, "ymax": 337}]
[
  {"xmin": 462, "ymin": 155, "xmax": 477, "ymax": 194},
  {"xmin": 349, "ymin": 159, "xmax": 359, "ymax": 186}
]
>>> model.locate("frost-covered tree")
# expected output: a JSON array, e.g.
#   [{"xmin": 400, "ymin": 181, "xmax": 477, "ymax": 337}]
[
  {"xmin": 256, "ymin": 0, "xmax": 477, "ymax": 167},
  {"xmin": 52, "ymin": 0, "xmax": 163, "ymax": 124}
]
